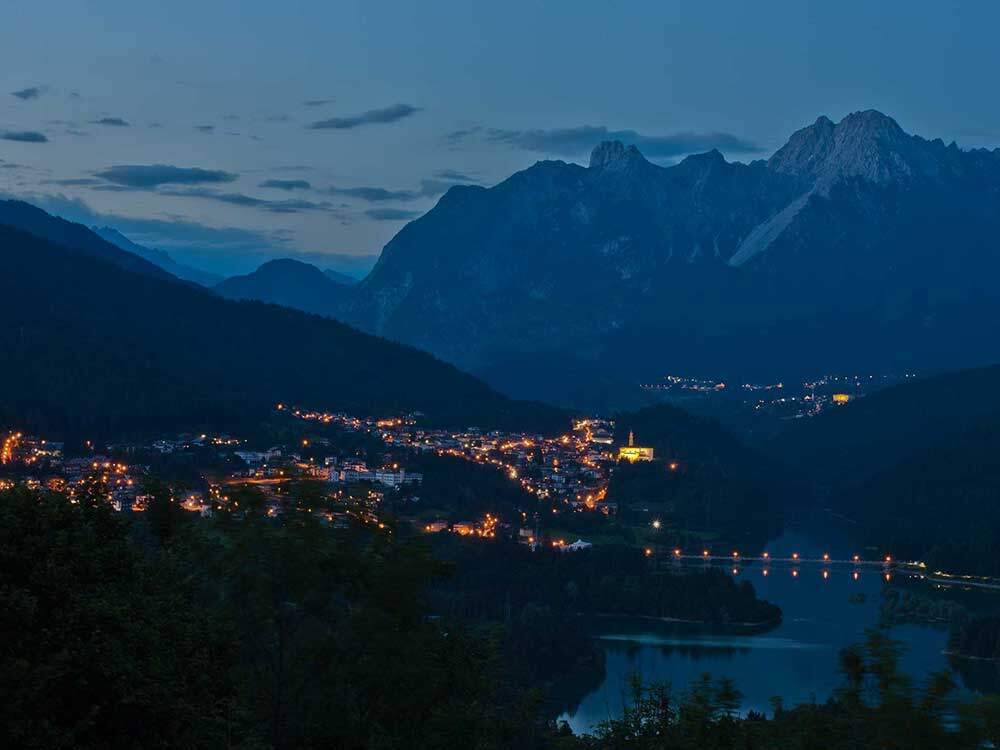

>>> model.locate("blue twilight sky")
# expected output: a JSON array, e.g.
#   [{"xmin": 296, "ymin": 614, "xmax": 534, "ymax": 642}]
[{"xmin": 1, "ymin": 0, "xmax": 998, "ymax": 275}]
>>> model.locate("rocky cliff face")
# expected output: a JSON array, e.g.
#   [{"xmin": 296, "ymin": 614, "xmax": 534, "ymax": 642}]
[{"xmin": 335, "ymin": 111, "xmax": 1000, "ymax": 406}]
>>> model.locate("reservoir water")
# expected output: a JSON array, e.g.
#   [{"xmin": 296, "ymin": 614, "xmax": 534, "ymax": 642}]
[{"xmin": 559, "ymin": 529, "xmax": 987, "ymax": 734}]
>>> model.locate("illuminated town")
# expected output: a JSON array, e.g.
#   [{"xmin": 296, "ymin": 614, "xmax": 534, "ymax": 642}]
[
  {"xmin": 0, "ymin": 407, "xmax": 620, "ymax": 546},
  {"xmin": 640, "ymin": 371, "xmax": 918, "ymax": 419}
]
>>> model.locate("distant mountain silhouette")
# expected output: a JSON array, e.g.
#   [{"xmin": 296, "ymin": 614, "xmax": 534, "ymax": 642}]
[
  {"xmin": 0, "ymin": 213, "xmax": 567, "ymax": 438},
  {"xmin": 332, "ymin": 110, "xmax": 1000, "ymax": 407},
  {"xmin": 770, "ymin": 363, "xmax": 1000, "ymax": 482},
  {"xmin": 0, "ymin": 199, "xmax": 173, "ymax": 281},
  {"xmin": 323, "ymin": 267, "xmax": 357, "ymax": 285},
  {"xmin": 93, "ymin": 226, "xmax": 222, "ymax": 286},
  {"xmin": 215, "ymin": 258, "xmax": 345, "ymax": 318}
]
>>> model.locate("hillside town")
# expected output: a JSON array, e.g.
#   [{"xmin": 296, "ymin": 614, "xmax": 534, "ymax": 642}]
[{"xmin": 1, "ymin": 407, "xmax": 626, "ymax": 545}]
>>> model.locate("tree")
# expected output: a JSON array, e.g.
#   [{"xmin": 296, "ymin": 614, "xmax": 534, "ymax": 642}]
[{"xmin": 0, "ymin": 487, "xmax": 242, "ymax": 748}]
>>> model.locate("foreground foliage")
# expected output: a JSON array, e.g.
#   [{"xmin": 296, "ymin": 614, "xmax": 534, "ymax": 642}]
[{"xmin": 4, "ymin": 486, "xmax": 1000, "ymax": 749}]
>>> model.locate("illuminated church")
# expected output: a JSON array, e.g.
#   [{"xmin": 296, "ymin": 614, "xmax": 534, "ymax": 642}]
[{"xmin": 618, "ymin": 431, "xmax": 654, "ymax": 462}]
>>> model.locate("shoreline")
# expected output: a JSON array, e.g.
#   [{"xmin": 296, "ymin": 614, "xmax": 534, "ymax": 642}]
[{"xmin": 582, "ymin": 611, "xmax": 782, "ymax": 629}]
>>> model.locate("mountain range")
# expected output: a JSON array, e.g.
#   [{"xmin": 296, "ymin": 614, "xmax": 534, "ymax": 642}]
[
  {"xmin": 0, "ymin": 206, "xmax": 566, "ymax": 438},
  {"xmin": 323, "ymin": 110, "xmax": 1000, "ymax": 408},
  {"xmin": 93, "ymin": 226, "xmax": 223, "ymax": 287}
]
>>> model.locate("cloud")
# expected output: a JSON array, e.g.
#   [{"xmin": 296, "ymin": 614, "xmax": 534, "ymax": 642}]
[
  {"xmin": 159, "ymin": 187, "xmax": 336, "ymax": 214},
  {"xmin": 91, "ymin": 117, "xmax": 131, "ymax": 127},
  {"xmin": 11, "ymin": 86, "xmax": 46, "ymax": 100},
  {"xmin": 434, "ymin": 168, "xmax": 480, "ymax": 183},
  {"xmin": 415, "ymin": 179, "xmax": 458, "ymax": 197},
  {"xmin": 328, "ymin": 171, "xmax": 477, "ymax": 204},
  {"xmin": 1, "ymin": 130, "xmax": 48, "ymax": 143},
  {"xmin": 365, "ymin": 207, "xmax": 421, "ymax": 221},
  {"xmin": 448, "ymin": 124, "xmax": 761, "ymax": 159},
  {"xmin": 303, "ymin": 99, "xmax": 334, "ymax": 107},
  {"xmin": 194, "ymin": 124, "xmax": 215, "ymax": 133},
  {"xmin": 328, "ymin": 186, "xmax": 419, "ymax": 202},
  {"xmin": 95, "ymin": 164, "xmax": 238, "ymax": 188},
  {"xmin": 308, "ymin": 103, "xmax": 420, "ymax": 130},
  {"xmin": 442, "ymin": 125, "xmax": 483, "ymax": 146},
  {"xmin": 42, "ymin": 178, "xmax": 103, "ymax": 186},
  {"xmin": 259, "ymin": 179, "xmax": 312, "ymax": 191}
]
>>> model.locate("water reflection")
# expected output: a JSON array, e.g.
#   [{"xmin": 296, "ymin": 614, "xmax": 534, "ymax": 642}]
[{"xmin": 557, "ymin": 530, "xmax": 957, "ymax": 735}]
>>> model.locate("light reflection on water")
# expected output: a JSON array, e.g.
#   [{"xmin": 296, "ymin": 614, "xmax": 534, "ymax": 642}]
[
  {"xmin": 558, "ymin": 530, "xmax": 957, "ymax": 735},
  {"xmin": 598, "ymin": 634, "xmax": 826, "ymax": 651}
]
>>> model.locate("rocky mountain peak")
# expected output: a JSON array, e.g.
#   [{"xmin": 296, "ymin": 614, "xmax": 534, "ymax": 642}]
[
  {"xmin": 589, "ymin": 140, "xmax": 648, "ymax": 170},
  {"xmin": 769, "ymin": 110, "xmax": 919, "ymax": 185}
]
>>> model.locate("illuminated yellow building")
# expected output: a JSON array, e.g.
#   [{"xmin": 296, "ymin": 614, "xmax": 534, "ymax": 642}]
[
  {"xmin": 618, "ymin": 431, "xmax": 654, "ymax": 462},
  {"xmin": 831, "ymin": 393, "xmax": 852, "ymax": 405}
]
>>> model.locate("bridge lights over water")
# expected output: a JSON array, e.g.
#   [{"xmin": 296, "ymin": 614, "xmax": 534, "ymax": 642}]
[{"xmin": 657, "ymin": 548, "xmax": 899, "ymax": 579}]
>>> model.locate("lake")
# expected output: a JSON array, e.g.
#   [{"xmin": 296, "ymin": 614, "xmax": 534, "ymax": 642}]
[{"xmin": 559, "ymin": 529, "xmax": 985, "ymax": 734}]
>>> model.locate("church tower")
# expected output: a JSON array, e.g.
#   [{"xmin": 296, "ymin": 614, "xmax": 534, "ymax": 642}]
[{"xmin": 618, "ymin": 430, "xmax": 654, "ymax": 462}]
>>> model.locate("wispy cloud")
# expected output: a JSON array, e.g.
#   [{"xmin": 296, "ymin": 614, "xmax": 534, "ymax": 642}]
[
  {"xmin": 365, "ymin": 207, "xmax": 421, "ymax": 221},
  {"xmin": 328, "ymin": 171, "xmax": 476, "ymax": 204},
  {"xmin": 11, "ymin": 86, "xmax": 46, "ymax": 101},
  {"xmin": 308, "ymin": 103, "xmax": 420, "ymax": 130},
  {"xmin": 91, "ymin": 117, "xmax": 131, "ymax": 127},
  {"xmin": 328, "ymin": 186, "xmax": 419, "ymax": 202},
  {"xmin": 447, "ymin": 124, "xmax": 761, "ymax": 159},
  {"xmin": 1, "ymin": 130, "xmax": 48, "ymax": 143},
  {"xmin": 434, "ymin": 168, "xmax": 480, "ymax": 183},
  {"xmin": 42, "ymin": 177, "xmax": 103, "ymax": 186},
  {"xmin": 194, "ymin": 124, "xmax": 214, "ymax": 133},
  {"xmin": 95, "ymin": 164, "xmax": 238, "ymax": 188},
  {"xmin": 303, "ymin": 99, "xmax": 334, "ymax": 107},
  {"xmin": 443, "ymin": 125, "xmax": 482, "ymax": 146},
  {"xmin": 259, "ymin": 179, "xmax": 312, "ymax": 191},
  {"xmin": 159, "ymin": 187, "xmax": 337, "ymax": 214}
]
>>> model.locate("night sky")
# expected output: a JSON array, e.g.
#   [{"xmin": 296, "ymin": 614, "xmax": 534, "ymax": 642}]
[{"xmin": 2, "ymin": 1, "xmax": 998, "ymax": 274}]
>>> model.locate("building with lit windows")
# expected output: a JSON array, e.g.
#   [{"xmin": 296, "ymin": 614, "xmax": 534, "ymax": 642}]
[{"xmin": 618, "ymin": 431, "xmax": 654, "ymax": 462}]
